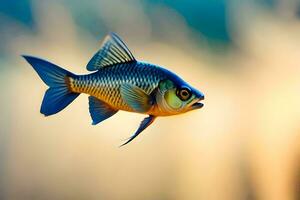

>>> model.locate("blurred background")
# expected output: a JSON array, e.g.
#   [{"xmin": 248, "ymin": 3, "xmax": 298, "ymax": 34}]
[{"xmin": 1, "ymin": 0, "xmax": 300, "ymax": 199}]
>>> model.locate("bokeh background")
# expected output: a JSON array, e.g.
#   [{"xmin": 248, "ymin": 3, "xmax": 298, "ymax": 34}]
[{"xmin": 1, "ymin": 0, "xmax": 300, "ymax": 199}]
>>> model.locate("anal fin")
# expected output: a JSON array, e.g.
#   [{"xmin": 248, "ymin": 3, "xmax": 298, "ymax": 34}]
[
  {"xmin": 88, "ymin": 96, "xmax": 118, "ymax": 125},
  {"xmin": 120, "ymin": 115, "xmax": 156, "ymax": 147}
]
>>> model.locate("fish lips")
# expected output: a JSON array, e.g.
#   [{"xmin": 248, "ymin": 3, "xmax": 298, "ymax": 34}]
[
  {"xmin": 191, "ymin": 95, "xmax": 204, "ymax": 109},
  {"xmin": 192, "ymin": 101, "xmax": 204, "ymax": 109}
]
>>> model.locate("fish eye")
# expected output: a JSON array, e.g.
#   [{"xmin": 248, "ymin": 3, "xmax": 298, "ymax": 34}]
[{"xmin": 176, "ymin": 86, "xmax": 192, "ymax": 101}]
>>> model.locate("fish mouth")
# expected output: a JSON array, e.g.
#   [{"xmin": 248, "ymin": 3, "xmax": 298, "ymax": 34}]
[
  {"xmin": 191, "ymin": 97, "xmax": 204, "ymax": 109},
  {"xmin": 192, "ymin": 101, "xmax": 204, "ymax": 109}
]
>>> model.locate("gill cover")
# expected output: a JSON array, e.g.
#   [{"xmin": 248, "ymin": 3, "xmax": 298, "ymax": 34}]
[{"xmin": 158, "ymin": 79, "xmax": 183, "ymax": 111}]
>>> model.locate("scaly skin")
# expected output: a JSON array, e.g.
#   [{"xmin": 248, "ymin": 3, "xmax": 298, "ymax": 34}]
[{"xmin": 69, "ymin": 62, "xmax": 168, "ymax": 115}]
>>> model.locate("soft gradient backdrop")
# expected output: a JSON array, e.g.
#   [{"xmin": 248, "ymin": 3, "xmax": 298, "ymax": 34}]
[{"xmin": 1, "ymin": 0, "xmax": 300, "ymax": 199}]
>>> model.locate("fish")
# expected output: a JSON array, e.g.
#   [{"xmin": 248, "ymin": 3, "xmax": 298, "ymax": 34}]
[{"xmin": 23, "ymin": 32, "xmax": 205, "ymax": 146}]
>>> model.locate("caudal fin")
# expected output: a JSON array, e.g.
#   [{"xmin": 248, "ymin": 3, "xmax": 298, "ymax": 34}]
[{"xmin": 23, "ymin": 55, "xmax": 80, "ymax": 116}]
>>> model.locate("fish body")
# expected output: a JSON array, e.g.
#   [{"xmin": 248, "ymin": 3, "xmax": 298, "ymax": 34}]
[
  {"xmin": 70, "ymin": 62, "xmax": 165, "ymax": 115},
  {"xmin": 23, "ymin": 33, "xmax": 204, "ymax": 146},
  {"xmin": 69, "ymin": 61, "xmax": 201, "ymax": 116}
]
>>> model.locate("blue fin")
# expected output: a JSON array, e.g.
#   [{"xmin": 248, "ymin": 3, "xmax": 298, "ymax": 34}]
[
  {"xmin": 120, "ymin": 84, "xmax": 152, "ymax": 113},
  {"xmin": 88, "ymin": 96, "xmax": 118, "ymax": 125},
  {"xmin": 120, "ymin": 115, "xmax": 156, "ymax": 147},
  {"xmin": 23, "ymin": 55, "xmax": 79, "ymax": 116},
  {"xmin": 87, "ymin": 32, "xmax": 136, "ymax": 71}
]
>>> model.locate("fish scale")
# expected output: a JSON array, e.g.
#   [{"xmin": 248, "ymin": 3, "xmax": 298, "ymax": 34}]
[{"xmin": 69, "ymin": 62, "xmax": 167, "ymax": 112}]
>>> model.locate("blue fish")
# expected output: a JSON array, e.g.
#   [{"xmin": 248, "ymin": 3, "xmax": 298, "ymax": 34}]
[{"xmin": 23, "ymin": 33, "xmax": 204, "ymax": 146}]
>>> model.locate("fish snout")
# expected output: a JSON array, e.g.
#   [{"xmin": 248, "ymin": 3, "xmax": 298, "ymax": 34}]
[
  {"xmin": 196, "ymin": 90, "xmax": 204, "ymax": 100},
  {"xmin": 191, "ymin": 90, "xmax": 204, "ymax": 109}
]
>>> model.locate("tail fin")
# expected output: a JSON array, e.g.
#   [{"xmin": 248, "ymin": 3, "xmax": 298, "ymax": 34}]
[{"xmin": 23, "ymin": 55, "xmax": 80, "ymax": 116}]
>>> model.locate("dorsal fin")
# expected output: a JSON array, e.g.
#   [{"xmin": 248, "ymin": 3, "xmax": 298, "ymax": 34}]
[{"xmin": 87, "ymin": 32, "xmax": 136, "ymax": 71}]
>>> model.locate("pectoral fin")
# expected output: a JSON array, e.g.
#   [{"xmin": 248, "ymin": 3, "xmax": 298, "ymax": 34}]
[
  {"xmin": 88, "ymin": 96, "xmax": 118, "ymax": 125},
  {"xmin": 120, "ymin": 115, "xmax": 156, "ymax": 147},
  {"xmin": 120, "ymin": 84, "xmax": 153, "ymax": 113}
]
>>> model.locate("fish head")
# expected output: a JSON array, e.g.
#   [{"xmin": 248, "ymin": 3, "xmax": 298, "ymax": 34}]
[{"xmin": 155, "ymin": 78, "xmax": 204, "ymax": 115}]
